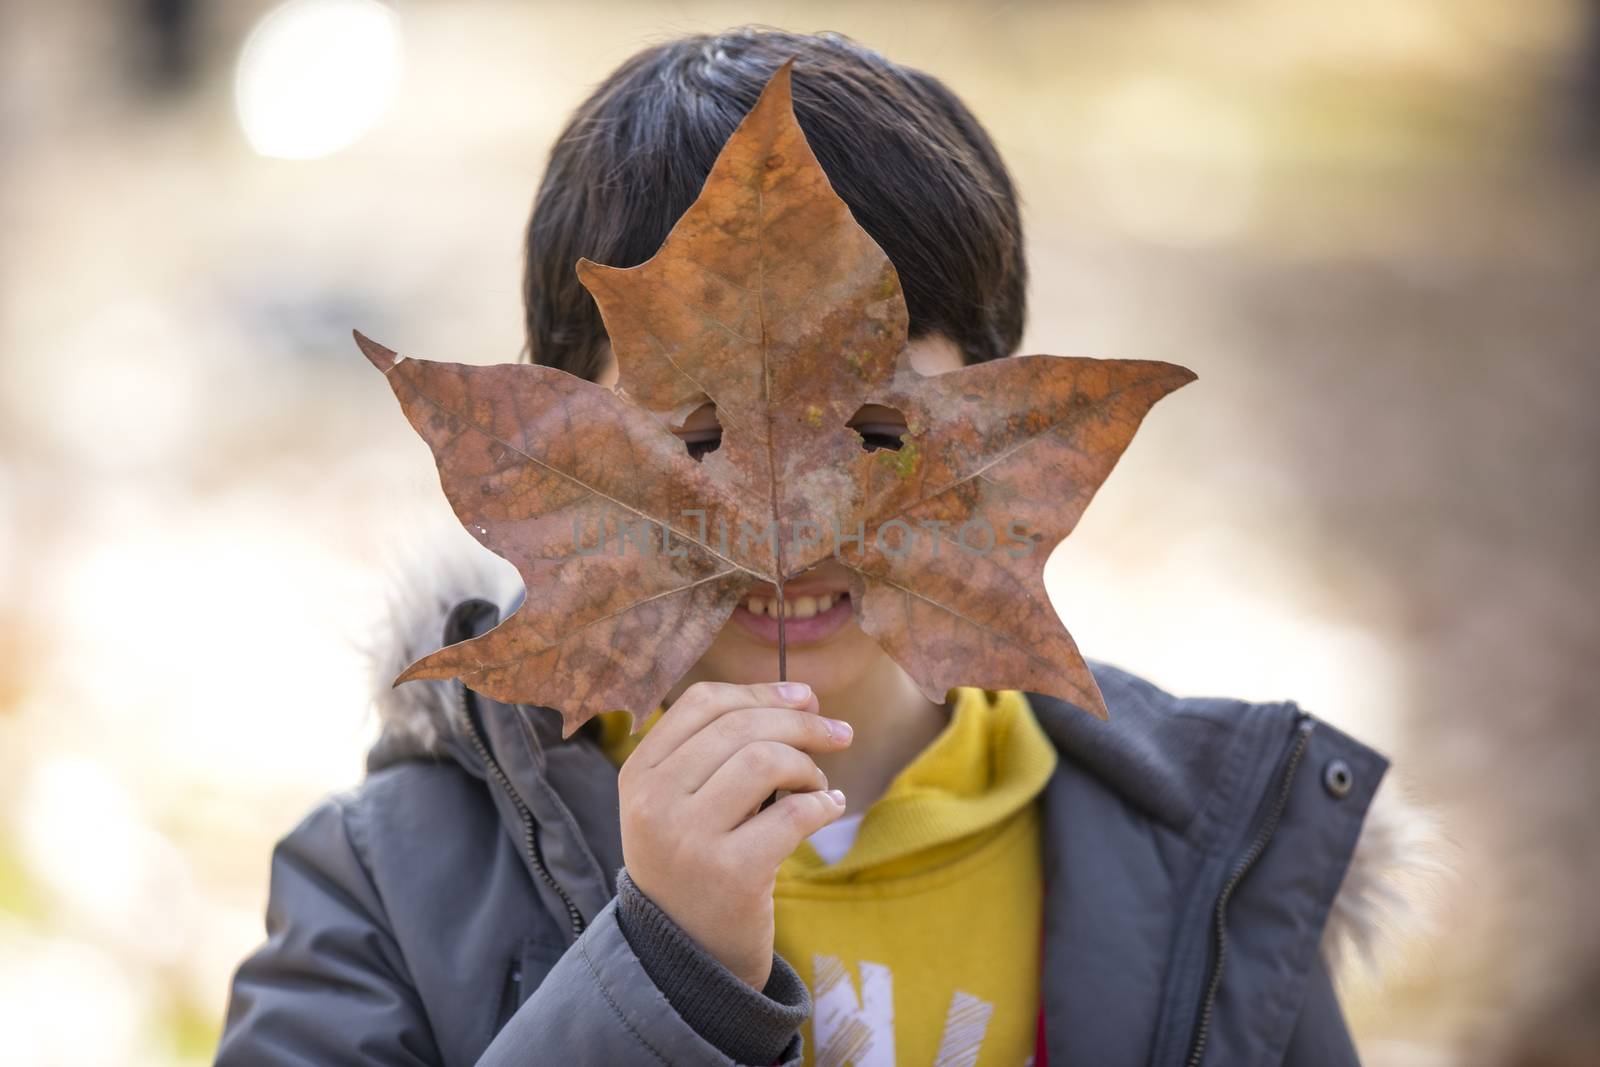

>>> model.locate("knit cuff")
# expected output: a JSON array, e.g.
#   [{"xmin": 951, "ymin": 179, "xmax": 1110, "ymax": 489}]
[{"xmin": 614, "ymin": 867, "xmax": 810, "ymax": 1065}]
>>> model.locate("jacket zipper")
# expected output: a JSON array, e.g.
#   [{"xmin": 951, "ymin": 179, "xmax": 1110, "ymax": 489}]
[
  {"xmin": 1185, "ymin": 716, "xmax": 1315, "ymax": 1067},
  {"xmin": 456, "ymin": 682, "xmax": 587, "ymax": 940}
]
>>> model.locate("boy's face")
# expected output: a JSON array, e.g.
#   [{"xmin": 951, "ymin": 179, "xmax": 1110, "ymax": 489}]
[{"xmin": 594, "ymin": 334, "xmax": 966, "ymax": 699}]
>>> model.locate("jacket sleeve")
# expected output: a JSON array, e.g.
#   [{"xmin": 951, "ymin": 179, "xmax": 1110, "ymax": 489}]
[
  {"xmin": 213, "ymin": 795, "xmax": 444, "ymax": 1066},
  {"xmin": 1282, "ymin": 956, "xmax": 1362, "ymax": 1066},
  {"xmin": 608, "ymin": 867, "xmax": 809, "ymax": 1065},
  {"xmin": 215, "ymin": 795, "xmax": 809, "ymax": 1067},
  {"xmin": 481, "ymin": 887, "xmax": 807, "ymax": 1066}
]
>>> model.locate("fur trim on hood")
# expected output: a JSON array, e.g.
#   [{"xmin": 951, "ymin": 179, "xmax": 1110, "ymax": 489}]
[
  {"xmin": 357, "ymin": 523, "xmax": 523, "ymax": 765},
  {"xmin": 360, "ymin": 525, "xmax": 1448, "ymax": 983}
]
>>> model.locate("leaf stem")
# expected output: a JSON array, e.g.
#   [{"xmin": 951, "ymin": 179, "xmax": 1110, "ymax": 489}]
[{"xmin": 776, "ymin": 580, "xmax": 786, "ymax": 681}]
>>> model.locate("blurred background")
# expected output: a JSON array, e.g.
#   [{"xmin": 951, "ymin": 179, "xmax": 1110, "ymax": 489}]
[{"xmin": 1, "ymin": 0, "xmax": 1596, "ymax": 1063}]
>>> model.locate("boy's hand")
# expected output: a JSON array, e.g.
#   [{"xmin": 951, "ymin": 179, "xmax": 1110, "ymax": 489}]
[{"xmin": 618, "ymin": 680, "xmax": 853, "ymax": 991}]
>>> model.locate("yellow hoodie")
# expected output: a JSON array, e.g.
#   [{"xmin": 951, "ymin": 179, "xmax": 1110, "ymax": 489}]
[{"xmin": 597, "ymin": 687, "xmax": 1058, "ymax": 1067}]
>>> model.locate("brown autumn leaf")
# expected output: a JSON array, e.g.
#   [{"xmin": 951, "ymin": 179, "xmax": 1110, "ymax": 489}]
[{"xmin": 358, "ymin": 60, "xmax": 1195, "ymax": 737}]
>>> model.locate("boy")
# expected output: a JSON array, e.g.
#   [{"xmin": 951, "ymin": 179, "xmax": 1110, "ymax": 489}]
[{"xmin": 216, "ymin": 27, "xmax": 1426, "ymax": 1067}]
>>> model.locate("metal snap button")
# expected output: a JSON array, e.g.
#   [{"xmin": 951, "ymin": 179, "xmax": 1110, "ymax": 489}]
[{"xmin": 1323, "ymin": 758, "xmax": 1354, "ymax": 799}]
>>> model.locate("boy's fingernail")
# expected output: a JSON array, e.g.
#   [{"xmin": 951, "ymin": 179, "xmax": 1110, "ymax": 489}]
[
  {"xmin": 777, "ymin": 682, "xmax": 811, "ymax": 703},
  {"xmin": 826, "ymin": 717, "xmax": 853, "ymax": 742},
  {"xmin": 825, "ymin": 789, "xmax": 846, "ymax": 806}
]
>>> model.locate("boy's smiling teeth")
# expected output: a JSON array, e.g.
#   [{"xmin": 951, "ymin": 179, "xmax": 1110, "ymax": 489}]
[{"xmin": 743, "ymin": 593, "xmax": 837, "ymax": 619}]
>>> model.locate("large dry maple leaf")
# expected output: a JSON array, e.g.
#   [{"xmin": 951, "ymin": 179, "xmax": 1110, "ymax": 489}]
[{"xmin": 358, "ymin": 60, "xmax": 1195, "ymax": 737}]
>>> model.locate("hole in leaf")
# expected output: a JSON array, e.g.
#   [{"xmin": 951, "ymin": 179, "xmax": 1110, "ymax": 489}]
[
  {"xmin": 848, "ymin": 403, "xmax": 908, "ymax": 452},
  {"xmin": 673, "ymin": 401, "xmax": 722, "ymax": 462}
]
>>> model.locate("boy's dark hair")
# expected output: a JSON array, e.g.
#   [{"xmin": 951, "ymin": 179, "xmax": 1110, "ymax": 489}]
[{"xmin": 521, "ymin": 27, "xmax": 1026, "ymax": 381}]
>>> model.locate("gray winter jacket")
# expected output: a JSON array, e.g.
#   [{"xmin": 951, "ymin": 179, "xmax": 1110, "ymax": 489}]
[{"xmin": 214, "ymin": 557, "xmax": 1425, "ymax": 1066}]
